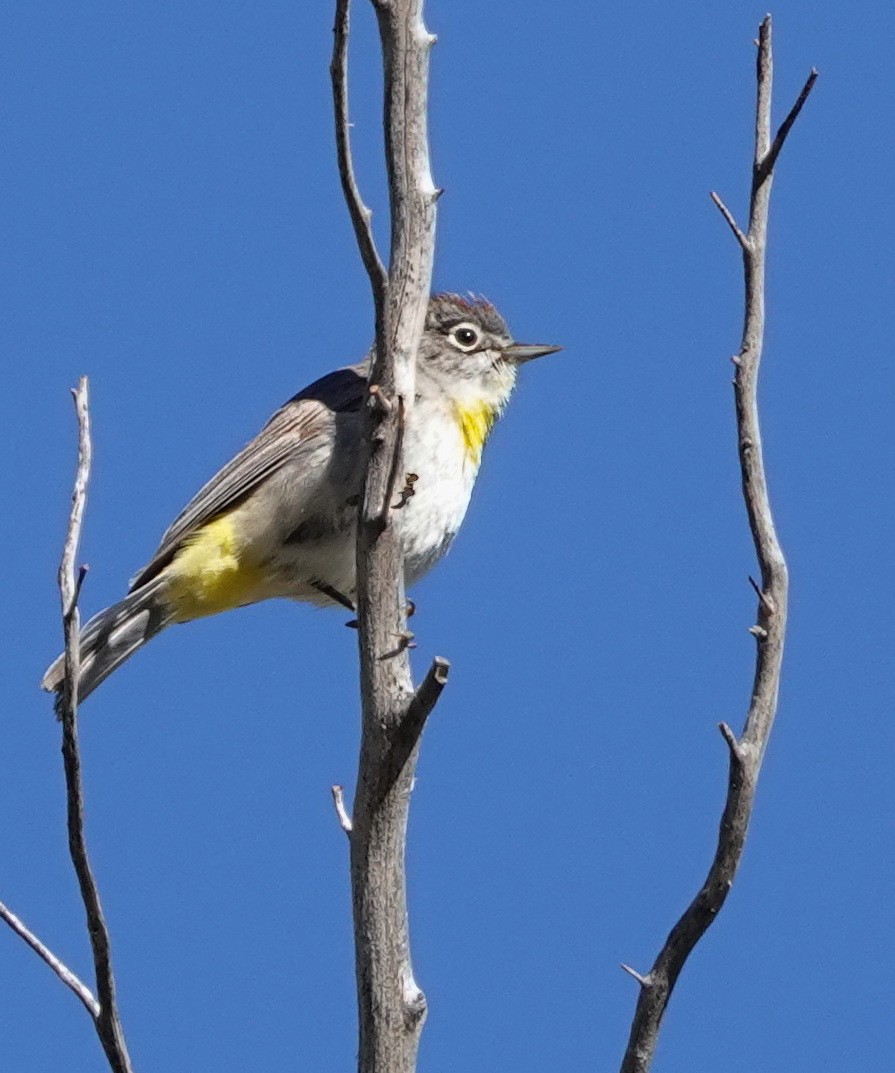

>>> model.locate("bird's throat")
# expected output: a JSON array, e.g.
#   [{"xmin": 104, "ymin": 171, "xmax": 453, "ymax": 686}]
[{"xmin": 453, "ymin": 401, "xmax": 500, "ymax": 467}]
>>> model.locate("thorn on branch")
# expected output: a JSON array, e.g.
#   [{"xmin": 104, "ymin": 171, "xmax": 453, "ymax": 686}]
[
  {"xmin": 621, "ymin": 963, "xmax": 651, "ymax": 988},
  {"xmin": 331, "ymin": 785, "xmax": 353, "ymax": 835},
  {"xmin": 748, "ymin": 624, "xmax": 769, "ymax": 640}
]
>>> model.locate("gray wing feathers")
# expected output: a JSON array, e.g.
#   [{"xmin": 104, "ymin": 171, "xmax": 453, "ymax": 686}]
[
  {"xmin": 129, "ymin": 365, "xmax": 367, "ymax": 590},
  {"xmin": 41, "ymin": 578, "xmax": 171, "ymax": 701}
]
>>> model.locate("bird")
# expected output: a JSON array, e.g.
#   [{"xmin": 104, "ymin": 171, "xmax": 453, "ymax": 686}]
[{"xmin": 41, "ymin": 293, "xmax": 560, "ymax": 703}]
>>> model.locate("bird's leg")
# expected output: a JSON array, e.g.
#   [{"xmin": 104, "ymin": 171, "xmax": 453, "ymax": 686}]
[
  {"xmin": 311, "ymin": 581, "xmax": 356, "ymax": 613},
  {"xmin": 343, "ymin": 600, "xmax": 416, "ymax": 634}
]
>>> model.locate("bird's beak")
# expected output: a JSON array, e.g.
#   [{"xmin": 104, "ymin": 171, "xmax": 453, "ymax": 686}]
[{"xmin": 503, "ymin": 342, "xmax": 563, "ymax": 364}]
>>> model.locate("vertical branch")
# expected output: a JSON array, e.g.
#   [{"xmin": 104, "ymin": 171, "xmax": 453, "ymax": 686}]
[
  {"xmin": 618, "ymin": 18, "xmax": 814, "ymax": 1073},
  {"xmin": 331, "ymin": 0, "xmax": 388, "ymax": 310},
  {"xmin": 331, "ymin": 2, "xmax": 443, "ymax": 1073},
  {"xmin": 57, "ymin": 379, "xmax": 135, "ymax": 1073}
]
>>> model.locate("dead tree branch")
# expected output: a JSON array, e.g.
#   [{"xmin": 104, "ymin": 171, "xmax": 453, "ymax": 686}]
[
  {"xmin": 0, "ymin": 899, "xmax": 99, "ymax": 1017},
  {"xmin": 331, "ymin": 0, "xmax": 388, "ymax": 308},
  {"xmin": 2, "ymin": 380, "xmax": 134, "ymax": 1070},
  {"xmin": 619, "ymin": 17, "xmax": 812, "ymax": 1072},
  {"xmin": 57, "ymin": 379, "xmax": 135, "ymax": 1073},
  {"xmin": 331, "ymin": 2, "xmax": 442, "ymax": 1072}
]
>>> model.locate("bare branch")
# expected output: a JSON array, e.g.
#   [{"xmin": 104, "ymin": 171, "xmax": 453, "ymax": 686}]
[
  {"xmin": 375, "ymin": 657, "xmax": 449, "ymax": 800},
  {"xmin": 758, "ymin": 67, "xmax": 818, "ymax": 182},
  {"xmin": 717, "ymin": 721, "xmax": 741, "ymax": 760},
  {"xmin": 0, "ymin": 899, "xmax": 99, "ymax": 1018},
  {"xmin": 378, "ymin": 395, "xmax": 407, "ymax": 529},
  {"xmin": 332, "ymin": 785, "xmax": 354, "ymax": 835},
  {"xmin": 747, "ymin": 574, "xmax": 775, "ymax": 614},
  {"xmin": 59, "ymin": 381, "xmax": 92, "ymax": 622},
  {"xmin": 332, "ymin": 1, "xmax": 441, "ymax": 1071},
  {"xmin": 620, "ymin": 963, "xmax": 650, "ymax": 989},
  {"xmin": 619, "ymin": 17, "xmax": 806, "ymax": 1072},
  {"xmin": 407, "ymin": 656, "xmax": 450, "ymax": 726},
  {"xmin": 331, "ymin": 0, "xmax": 388, "ymax": 305},
  {"xmin": 56, "ymin": 379, "xmax": 135, "ymax": 1073},
  {"xmin": 709, "ymin": 191, "xmax": 748, "ymax": 250}
]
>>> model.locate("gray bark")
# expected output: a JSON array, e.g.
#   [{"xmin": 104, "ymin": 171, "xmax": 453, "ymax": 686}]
[
  {"xmin": 331, "ymin": 3, "xmax": 444, "ymax": 1071},
  {"xmin": 619, "ymin": 18, "xmax": 815, "ymax": 1073}
]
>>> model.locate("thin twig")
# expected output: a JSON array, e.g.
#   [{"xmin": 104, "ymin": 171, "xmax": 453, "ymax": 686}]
[
  {"xmin": 59, "ymin": 381, "xmax": 92, "ymax": 622},
  {"xmin": 758, "ymin": 68, "xmax": 819, "ymax": 181},
  {"xmin": 332, "ymin": 785, "xmax": 354, "ymax": 835},
  {"xmin": 378, "ymin": 395, "xmax": 407, "ymax": 529},
  {"xmin": 620, "ymin": 963, "xmax": 650, "ymax": 989},
  {"xmin": 331, "ymin": 0, "xmax": 388, "ymax": 308},
  {"xmin": 709, "ymin": 191, "xmax": 748, "ymax": 250},
  {"xmin": 619, "ymin": 17, "xmax": 806, "ymax": 1072},
  {"xmin": 0, "ymin": 899, "xmax": 99, "ymax": 1018},
  {"xmin": 57, "ymin": 379, "xmax": 135, "ymax": 1073},
  {"xmin": 717, "ymin": 721, "xmax": 741, "ymax": 759},
  {"xmin": 747, "ymin": 574, "xmax": 775, "ymax": 614}
]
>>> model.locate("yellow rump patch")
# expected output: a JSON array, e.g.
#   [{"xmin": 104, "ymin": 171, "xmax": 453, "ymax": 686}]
[
  {"xmin": 454, "ymin": 401, "xmax": 499, "ymax": 467},
  {"xmin": 165, "ymin": 514, "xmax": 266, "ymax": 622}
]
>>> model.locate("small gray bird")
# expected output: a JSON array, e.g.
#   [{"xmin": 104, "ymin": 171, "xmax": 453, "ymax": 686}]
[{"xmin": 42, "ymin": 293, "xmax": 560, "ymax": 702}]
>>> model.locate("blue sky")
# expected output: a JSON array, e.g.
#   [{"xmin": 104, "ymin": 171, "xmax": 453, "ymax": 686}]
[{"xmin": 2, "ymin": 2, "xmax": 892, "ymax": 1071}]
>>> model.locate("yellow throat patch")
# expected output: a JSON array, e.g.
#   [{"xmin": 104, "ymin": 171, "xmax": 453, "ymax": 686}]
[
  {"xmin": 165, "ymin": 514, "xmax": 266, "ymax": 622},
  {"xmin": 454, "ymin": 401, "xmax": 499, "ymax": 467}
]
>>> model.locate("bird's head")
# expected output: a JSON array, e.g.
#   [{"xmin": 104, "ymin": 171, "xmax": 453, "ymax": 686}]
[{"xmin": 417, "ymin": 293, "xmax": 561, "ymax": 410}]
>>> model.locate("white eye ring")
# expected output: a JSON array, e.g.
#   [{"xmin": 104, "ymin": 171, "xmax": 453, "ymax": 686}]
[{"xmin": 448, "ymin": 323, "xmax": 482, "ymax": 352}]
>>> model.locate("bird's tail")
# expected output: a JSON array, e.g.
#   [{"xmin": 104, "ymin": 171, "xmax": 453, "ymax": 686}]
[{"xmin": 41, "ymin": 580, "xmax": 172, "ymax": 704}]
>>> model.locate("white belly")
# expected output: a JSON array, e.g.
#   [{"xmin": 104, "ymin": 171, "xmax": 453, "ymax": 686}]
[
  {"xmin": 397, "ymin": 400, "xmax": 478, "ymax": 586},
  {"xmin": 261, "ymin": 396, "xmax": 481, "ymax": 605}
]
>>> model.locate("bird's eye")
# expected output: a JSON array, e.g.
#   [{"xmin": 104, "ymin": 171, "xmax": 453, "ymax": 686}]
[{"xmin": 449, "ymin": 324, "xmax": 481, "ymax": 351}]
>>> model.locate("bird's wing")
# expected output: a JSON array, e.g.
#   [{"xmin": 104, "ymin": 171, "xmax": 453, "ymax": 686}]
[{"xmin": 129, "ymin": 365, "xmax": 368, "ymax": 590}]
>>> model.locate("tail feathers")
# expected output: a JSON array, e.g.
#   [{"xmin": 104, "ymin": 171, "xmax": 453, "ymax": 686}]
[{"xmin": 41, "ymin": 581, "xmax": 172, "ymax": 704}]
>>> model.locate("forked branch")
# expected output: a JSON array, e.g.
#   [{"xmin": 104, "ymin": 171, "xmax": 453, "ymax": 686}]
[
  {"xmin": 331, "ymin": 2, "xmax": 443, "ymax": 1072},
  {"xmin": 619, "ymin": 17, "xmax": 813, "ymax": 1072},
  {"xmin": 2, "ymin": 380, "xmax": 134, "ymax": 1072},
  {"xmin": 60, "ymin": 379, "xmax": 134, "ymax": 1073}
]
